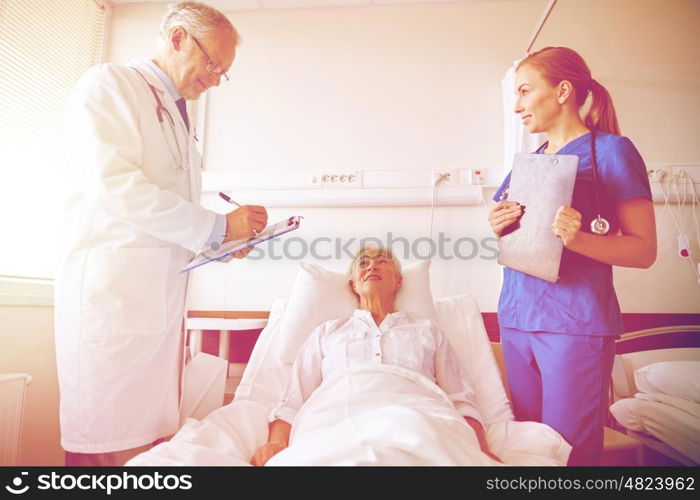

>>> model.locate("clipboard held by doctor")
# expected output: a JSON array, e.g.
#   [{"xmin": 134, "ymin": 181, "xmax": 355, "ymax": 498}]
[
  {"xmin": 497, "ymin": 153, "xmax": 578, "ymax": 283},
  {"xmin": 181, "ymin": 216, "xmax": 303, "ymax": 273}
]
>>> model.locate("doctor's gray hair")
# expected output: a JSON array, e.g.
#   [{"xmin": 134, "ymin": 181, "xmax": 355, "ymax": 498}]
[{"xmin": 159, "ymin": 1, "xmax": 239, "ymax": 49}]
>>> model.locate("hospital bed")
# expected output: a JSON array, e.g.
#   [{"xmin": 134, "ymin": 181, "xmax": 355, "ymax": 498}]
[
  {"xmin": 609, "ymin": 326, "xmax": 700, "ymax": 466},
  {"xmin": 129, "ymin": 262, "xmax": 571, "ymax": 466}
]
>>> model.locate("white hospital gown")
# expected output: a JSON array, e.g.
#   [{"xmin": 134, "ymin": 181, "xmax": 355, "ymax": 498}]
[{"xmin": 272, "ymin": 310, "xmax": 483, "ymax": 425}]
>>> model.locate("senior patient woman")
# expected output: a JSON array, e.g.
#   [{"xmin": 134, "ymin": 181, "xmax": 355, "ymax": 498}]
[{"xmin": 251, "ymin": 247, "xmax": 500, "ymax": 466}]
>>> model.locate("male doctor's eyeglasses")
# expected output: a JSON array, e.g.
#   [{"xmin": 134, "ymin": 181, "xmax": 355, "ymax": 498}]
[{"xmin": 189, "ymin": 32, "xmax": 230, "ymax": 82}]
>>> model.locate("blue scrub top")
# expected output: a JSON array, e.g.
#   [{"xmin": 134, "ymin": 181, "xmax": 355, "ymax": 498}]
[{"xmin": 493, "ymin": 132, "xmax": 652, "ymax": 336}]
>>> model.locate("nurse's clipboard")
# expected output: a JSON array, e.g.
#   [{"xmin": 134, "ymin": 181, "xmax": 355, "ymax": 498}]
[
  {"xmin": 181, "ymin": 216, "xmax": 303, "ymax": 273},
  {"xmin": 497, "ymin": 153, "xmax": 578, "ymax": 283}
]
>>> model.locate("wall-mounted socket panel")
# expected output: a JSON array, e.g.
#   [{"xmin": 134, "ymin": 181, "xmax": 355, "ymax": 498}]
[
  {"xmin": 468, "ymin": 169, "xmax": 485, "ymax": 185},
  {"xmin": 646, "ymin": 165, "xmax": 699, "ymax": 203},
  {"xmin": 433, "ymin": 170, "xmax": 456, "ymax": 185},
  {"xmin": 310, "ymin": 172, "xmax": 360, "ymax": 187},
  {"xmin": 457, "ymin": 168, "xmax": 498, "ymax": 186}
]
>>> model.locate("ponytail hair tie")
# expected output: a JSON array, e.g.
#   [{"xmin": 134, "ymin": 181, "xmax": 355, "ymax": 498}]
[{"xmin": 587, "ymin": 77, "xmax": 596, "ymax": 95}]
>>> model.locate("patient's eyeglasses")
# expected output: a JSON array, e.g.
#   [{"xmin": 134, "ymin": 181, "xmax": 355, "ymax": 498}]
[
  {"xmin": 357, "ymin": 254, "xmax": 392, "ymax": 269},
  {"xmin": 190, "ymin": 32, "xmax": 230, "ymax": 82}
]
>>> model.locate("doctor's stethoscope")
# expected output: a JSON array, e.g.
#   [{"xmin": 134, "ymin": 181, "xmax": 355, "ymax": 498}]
[
  {"xmin": 500, "ymin": 130, "xmax": 611, "ymax": 235},
  {"xmin": 133, "ymin": 68, "xmax": 191, "ymax": 171}
]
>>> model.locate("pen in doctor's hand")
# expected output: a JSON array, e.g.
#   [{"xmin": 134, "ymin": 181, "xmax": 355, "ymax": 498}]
[{"xmin": 218, "ymin": 192, "xmax": 241, "ymax": 207}]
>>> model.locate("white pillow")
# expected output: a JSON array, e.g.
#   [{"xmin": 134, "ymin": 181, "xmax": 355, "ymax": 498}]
[
  {"xmin": 434, "ymin": 295, "xmax": 513, "ymax": 425},
  {"xmin": 609, "ymin": 398, "xmax": 645, "ymax": 432},
  {"xmin": 273, "ymin": 261, "xmax": 514, "ymax": 425},
  {"xmin": 276, "ymin": 260, "xmax": 437, "ymax": 364},
  {"xmin": 634, "ymin": 361, "xmax": 700, "ymax": 403}
]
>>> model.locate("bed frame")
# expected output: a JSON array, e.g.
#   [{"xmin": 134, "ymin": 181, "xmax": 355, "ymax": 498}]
[
  {"xmin": 610, "ymin": 326, "xmax": 700, "ymax": 466},
  {"xmin": 186, "ymin": 310, "xmax": 699, "ymax": 466}
]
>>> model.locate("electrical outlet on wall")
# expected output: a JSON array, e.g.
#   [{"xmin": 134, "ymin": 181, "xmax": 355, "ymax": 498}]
[
  {"xmin": 314, "ymin": 172, "xmax": 360, "ymax": 187},
  {"xmin": 433, "ymin": 171, "xmax": 455, "ymax": 185},
  {"xmin": 468, "ymin": 169, "xmax": 485, "ymax": 185}
]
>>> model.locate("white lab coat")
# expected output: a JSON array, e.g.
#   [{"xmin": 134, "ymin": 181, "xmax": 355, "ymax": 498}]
[{"xmin": 55, "ymin": 60, "xmax": 216, "ymax": 453}]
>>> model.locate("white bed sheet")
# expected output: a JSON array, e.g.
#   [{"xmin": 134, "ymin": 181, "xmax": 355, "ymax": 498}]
[
  {"xmin": 610, "ymin": 396, "xmax": 700, "ymax": 464},
  {"xmin": 128, "ymin": 296, "xmax": 570, "ymax": 466}
]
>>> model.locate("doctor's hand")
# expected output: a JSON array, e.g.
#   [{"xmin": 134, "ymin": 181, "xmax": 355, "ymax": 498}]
[
  {"xmin": 229, "ymin": 247, "xmax": 253, "ymax": 260},
  {"xmin": 250, "ymin": 441, "xmax": 286, "ymax": 466},
  {"xmin": 551, "ymin": 204, "xmax": 582, "ymax": 246},
  {"xmin": 488, "ymin": 201, "xmax": 523, "ymax": 237},
  {"xmin": 224, "ymin": 205, "xmax": 268, "ymax": 242}
]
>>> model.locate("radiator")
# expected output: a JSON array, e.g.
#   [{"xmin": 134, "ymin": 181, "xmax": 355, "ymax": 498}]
[{"xmin": 0, "ymin": 373, "xmax": 32, "ymax": 466}]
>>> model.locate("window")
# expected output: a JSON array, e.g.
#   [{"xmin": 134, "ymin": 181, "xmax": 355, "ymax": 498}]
[{"xmin": 0, "ymin": 0, "xmax": 106, "ymax": 280}]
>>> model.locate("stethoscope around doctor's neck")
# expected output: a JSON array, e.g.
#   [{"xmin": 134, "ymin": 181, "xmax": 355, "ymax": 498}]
[
  {"xmin": 133, "ymin": 68, "xmax": 190, "ymax": 171},
  {"xmin": 503, "ymin": 130, "xmax": 611, "ymax": 236}
]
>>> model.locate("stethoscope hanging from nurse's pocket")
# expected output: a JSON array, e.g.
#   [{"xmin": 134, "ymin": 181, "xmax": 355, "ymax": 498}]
[
  {"xmin": 500, "ymin": 130, "xmax": 610, "ymax": 235},
  {"xmin": 133, "ymin": 68, "xmax": 189, "ymax": 171}
]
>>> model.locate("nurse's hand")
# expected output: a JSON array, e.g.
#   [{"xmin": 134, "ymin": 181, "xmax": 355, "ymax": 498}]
[
  {"xmin": 250, "ymin": 441, "xmax": 286, "ymax": 466},
  {"xmin": 488, "ymin": 201, "xmax": 523, "ymax": 237},
  {"xmin": 224, "ymin": 205, "xmax": 268, "ymax": 242},
  {"xmin": 551, "ymin": 204, "xmax": 582, "ymax": 246}
]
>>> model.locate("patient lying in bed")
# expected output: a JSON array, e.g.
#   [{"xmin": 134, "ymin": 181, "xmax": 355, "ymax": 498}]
[
  {"xmin": 251, "ymin": 246, "xmax": 501, "ymax": 466},
  {"xmin": 126, "ymin": 249, "xmax": 571, "ymax": 466}
]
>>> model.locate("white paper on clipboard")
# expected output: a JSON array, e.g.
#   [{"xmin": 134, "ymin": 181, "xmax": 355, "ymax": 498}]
[{"xmin": 181, "ymin": 216, "xmax": 303, "ymax": 273}]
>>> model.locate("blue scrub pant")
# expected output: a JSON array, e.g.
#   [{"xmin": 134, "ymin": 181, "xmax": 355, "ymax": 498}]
[{"xmin": 500, "ymin": 327, "xmax": 615, "ymax": 466}]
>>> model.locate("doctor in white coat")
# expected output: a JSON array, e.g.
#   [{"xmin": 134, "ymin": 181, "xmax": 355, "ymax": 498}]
[{"xmin": 55, "ymin": 1, "xmax": 266, "ymax": 466}]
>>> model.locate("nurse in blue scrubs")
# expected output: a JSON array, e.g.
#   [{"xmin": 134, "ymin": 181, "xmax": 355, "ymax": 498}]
[{"xmin": 488, "ymin": 47, "xmax": 657, "ymax": 465}]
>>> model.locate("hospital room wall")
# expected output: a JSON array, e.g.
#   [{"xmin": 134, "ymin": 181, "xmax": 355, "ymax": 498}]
[
  {"xmin": 0, "ymin": 306, "xmax": 63, "ymax": 465},
  {"xmin": 108, "ymin": 0, "xmax": 700, "ymax": 313}
]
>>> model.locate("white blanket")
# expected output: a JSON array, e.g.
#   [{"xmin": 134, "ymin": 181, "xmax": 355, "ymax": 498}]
[
  {"xmin": 128, "ymin": 296, "xmax": 571, "ymax": 466},
  {"xmin": 269, "ymin": 365, "xmax": 494, "ymax": 466},
  {"xmin": 130, "ymin": 365, "xmax": 569, "ymax": 466}
]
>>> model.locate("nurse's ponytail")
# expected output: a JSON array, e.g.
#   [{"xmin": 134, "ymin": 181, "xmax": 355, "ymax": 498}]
[
  {"xmin": 586, "ymin": 78, "xmax": 620, "ymax": 136},
  {"xmin": 518, "ymin": 47, "xmax": 621, "ymax": 135}
]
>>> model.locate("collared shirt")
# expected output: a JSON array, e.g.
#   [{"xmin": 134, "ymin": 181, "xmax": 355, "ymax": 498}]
[
  {"xmin": 142, "ymin": 59, "xmax": 225, "ymax": 249},
  {"xmin": 493, "ymin": 132, "xmax": 652, "ymax": 336},
  {"xmin": 272, "ymin": 310, "xmax": 483, "ymax": 425},
  {"xmin": 144, "ymin": 59, "xmax": 181, "ymax": 101}
]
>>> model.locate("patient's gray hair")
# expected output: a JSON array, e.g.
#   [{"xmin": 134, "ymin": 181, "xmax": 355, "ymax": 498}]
[
  {"xmin": 347, "ymin": 245, "xmax": 402, "ymax": 295},
  {"xmin": 158, "ymin": 1, "xmax": 239, "ymax": 50}
]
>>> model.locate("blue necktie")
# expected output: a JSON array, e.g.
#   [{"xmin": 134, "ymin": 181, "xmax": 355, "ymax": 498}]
[{"xmin": 175, "ymin": 98, "xmax": 189, "ymax": 131}]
